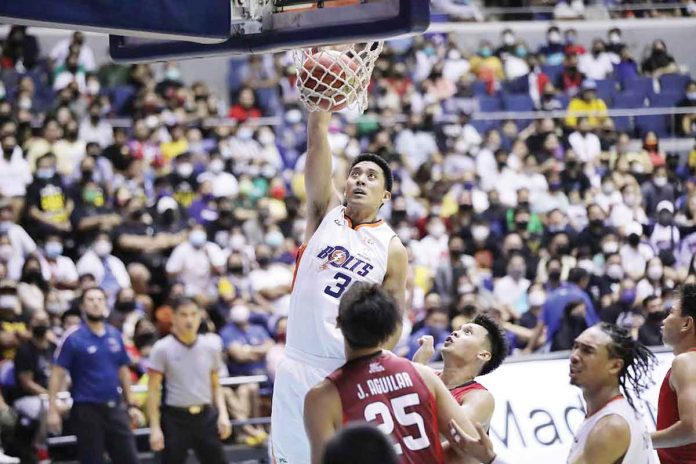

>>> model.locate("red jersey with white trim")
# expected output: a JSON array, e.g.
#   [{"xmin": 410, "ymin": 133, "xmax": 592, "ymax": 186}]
[
  {"xmin": 447, "ymin": 379, "xmax": 487, "ymax": 405},
  {"xmin": 656, "ymin": 349, "xmax": 696, "ymax": 464},
  {"xmin": 327, "ymin": 351, "xmax": 445, "ymax": 464}
]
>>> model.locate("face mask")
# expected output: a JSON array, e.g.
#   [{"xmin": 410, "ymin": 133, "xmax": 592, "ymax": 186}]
[
  {"xmin": 448, "ymin": 49, "xmax": 461, "ymax": 60},
  {"xmin": 396, "ymin": 227, "xmax": 412, "ymax": 243},
  {"xmin": 688, "ymin": 92, "xmax": 696, "ymax": 101},
  {"xmin": 654, "ymin": 177, "xmax": 667, "ymax": 187},
  {"xmin": 87, "ymin": 80, "xmax": 100, "ymax": 95},
  {"xmin": 606, "ymin": 263, "xmax": 624, "ymax": 280},
  {"xmin": 94, "ymin": 240, "xmax": 112, "ymax": 257},
  {"xmin": 658, "ymin": 214, "xmax": 673, "ymax": 227},
  {"xmin": 548, "ymin": 269, "xmax": 562, "ymax": 281},
  {"xmin": 590, "ymin": 219, "xmax": 604, "ymax": 229},
  {"xmin": 258, "ymin": 131, "xmax": 275, "ymax": 145},
  {"xmin": 189, "ymin": 230, "xmax": 207, "ymax": 247},
  {"xmin": 230, "ymin": 304, "xmax": 250, "ymax": 324},
  {"xmin": 623, "ymin": 194, "xmax": 637, "ymax": 206},
  {"xmin": 0, "ymin": 295, "xmax": 18, "ymax": 311},
  {"xmin": 177, "ymin": 163, "xmax": 193, "ymax": 178},
  {"xmin": 265, "ymin": 231, "xmax": 284, "ymax": 248},
  {"xmin": 515, "ymin": 46, "xmax": 527, "ymax": 58},
  {"xmin": 516, "ymin": 220, "xmax": 529, "ymax": 231},
  {"xmin": 36, "ymin": 168, "xmax": 55, "ymax": 179},
  {"xmin": 45, "ymin": 242, "xmax": 63, "ymax": 258},
  {"xmin": 471, "ymin": 226, "xmax": 490, "ymax": 242},
  {"xmin": 229, "ymin": 233, "xmax": 246, "ymax": 250},
  {"xmin": 428, "ymin": 223, "xmax": 446, "ymax": 239},
  {"xmin": 479, "ymin": 48, "xmax": 492, "ymax": 58},
  {"xmin": 508, "ymin": 268, "xmax": 525, "ymax": 280},
  {"xmin": 31, "ymin": 325, "xmax": 49, "ymax": 338},
  {"xmin": 602, "ymin": 184, "xmax": 614, "ymax": 195},
  {"xmin": 228, "ymin": 264, "xmax": 244, "ymax": 274},
  {"xmin": 257, "ymin": 256, "xmax": 271, "ymax": 267},
  {"xmin": 619, "ymin": 289, "xmax": 636, "ymax": 305},
  {"xmin": 602, "ymin": 241, "xmax": 618, "ymax": 255},
  {"xmin": 209, "ymin": 159, "xmax": 224, "ymax": 174},
  {"xmin": 503, "ymin": 34, "xmax": 515, "ymax": 46},
  {"xmin": 115, "ymin": 301, "xmax": 136, "ymax": 313},
  {"xmin": 237, "ymin": 128, "xmax": 253, "ymax": 141},
  {"xmin": 548, "ymin": 32, "xmax": 561, "ymax": 43},
  {"xmin": 647, "ymin": 265, "xmax": 663, "ymax": 280},
  {"xmin": 0, "ymin": 245, "xmax": 13, "ymax": 261},
  {"xmin": 578, "ymin": 259, "xmax": 594, "ymax": 274},
  {"xmin": 528, "ymin": 291, "xmax": 545, "ymax": 307}
]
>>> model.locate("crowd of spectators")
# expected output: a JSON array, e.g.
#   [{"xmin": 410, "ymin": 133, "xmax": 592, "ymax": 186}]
[{"xmin": 0, "ymin": 19, "xmax": 695, "ymax": 460}]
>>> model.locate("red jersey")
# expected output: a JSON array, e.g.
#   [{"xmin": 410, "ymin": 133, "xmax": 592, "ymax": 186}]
[
  {"xmin": 449, "ymin": 380, "xmax": 487, "ymax": 405},
  {"xmin": 656, "ymin": 349, "xmax": 696, "ymax": 464},
  {"xmin": 327, "ymin": 351, "xmax": 445, "ymax": 464}
]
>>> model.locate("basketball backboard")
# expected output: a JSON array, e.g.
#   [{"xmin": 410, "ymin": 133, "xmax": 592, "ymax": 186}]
[
  {"xmin": 109, "ymin": 0, "xmax": 429, "ymax": 63},
  {"xmin": 0, "ymin": 0, "xmax": 231, "ymax": 43}
]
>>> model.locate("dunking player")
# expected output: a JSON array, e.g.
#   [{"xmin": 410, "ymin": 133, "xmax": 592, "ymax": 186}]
[
  {"xmin": 412, "ymin": 314, "xmax": 508, "ymax": 430},
  {"xmin": 651, "ymin": 283, "xmax": 696, "ymax": 463},
  {"xmin": 450, "ymin": 323, "xmax": 657, "ymax": 464},
  {"xmin": 304, "ymin": 283, "xmax": 478, "ymax": 464},
  {"xmin": 271, "ymin": 111, "xmax": 408, "ymax": 463}
]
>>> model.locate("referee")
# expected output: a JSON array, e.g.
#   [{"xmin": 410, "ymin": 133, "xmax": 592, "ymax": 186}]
[{"xmin": 147, "ymin": 298, "xmax": 231, "ymax": 463}]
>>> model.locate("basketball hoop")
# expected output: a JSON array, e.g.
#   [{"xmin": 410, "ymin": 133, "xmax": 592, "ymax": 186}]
[{"xmin": 293, "ymin": 42, "xmax": 384, "ymax": 114}]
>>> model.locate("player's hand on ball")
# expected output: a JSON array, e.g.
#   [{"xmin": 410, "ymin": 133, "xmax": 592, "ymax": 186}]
[
  {"xmin": 150, "ymin": 426, "xmax": 165, "ymax": 452},
  {"xmin": 449, "ymin": 420, "xmax": 496, "ymax": 463},
  {"xmin": 218, "ymin": 415, "xmax": 232, "ymax": 440}
]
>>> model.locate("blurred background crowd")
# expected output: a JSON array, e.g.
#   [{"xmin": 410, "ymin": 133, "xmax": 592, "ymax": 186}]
[{"xmin": 0, "ymin": 0, "xmax": 695, "ymax": 460}]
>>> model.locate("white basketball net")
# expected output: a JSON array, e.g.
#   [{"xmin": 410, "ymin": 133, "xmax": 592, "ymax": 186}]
[{"xmin": 293, "ymin": 42, "xmax": 384, "ymax": 114}]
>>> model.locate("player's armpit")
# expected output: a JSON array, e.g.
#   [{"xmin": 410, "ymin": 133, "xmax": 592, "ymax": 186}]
[
  {"xmin": 304, "ymin": 380, "xmax": 342, "ymax": 464},
  {"xmin": 572, "ymin": 414, "xmax": 630, "ymax": 464}
]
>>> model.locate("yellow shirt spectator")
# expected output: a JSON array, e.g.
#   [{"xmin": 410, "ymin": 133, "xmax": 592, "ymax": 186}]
[{"xmin": 565, "ymin": 96, "xmax": 608, "ymax": 128}]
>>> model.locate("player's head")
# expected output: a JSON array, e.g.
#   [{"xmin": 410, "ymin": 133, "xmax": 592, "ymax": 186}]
[
  {"xmin": 662, "ymin": 283, "xmax": 696, "ymax": 347},
  {"xmin": 570, "ymin": 323, "xmax": 656, "ymax": 410},
  {"xmin": 441, "ymin": 314, "xmax": 508, "ymax": 376},
  {"xmin": 337, "ymin": 282, "xmax": 400, "ymax": 350},
  {"xmin": 345, "ymin": 153, "xmax": 392, "ymax": 211},
  {"xmin": 321, "ymin": 423, "xmax": 398, "ymax": 464}
]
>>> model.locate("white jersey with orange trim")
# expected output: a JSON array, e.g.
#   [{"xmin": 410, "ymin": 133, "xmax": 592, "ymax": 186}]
[
  {"xmin": 567, "ymin": 395, "xmax": 657, "ymax": 464},
  {"xmin": 285, "ymin": 205, "xmax": 396, "ymax": 368}
]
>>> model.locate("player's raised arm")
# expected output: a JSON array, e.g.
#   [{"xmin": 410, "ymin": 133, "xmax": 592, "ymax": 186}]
[
  {"xmin": 382, "ymin": 236, "xmax": 408, "ymax": 350},
  {"xmin": 305, "ymin": 111, "xmax": 342, "ymax": 242}
]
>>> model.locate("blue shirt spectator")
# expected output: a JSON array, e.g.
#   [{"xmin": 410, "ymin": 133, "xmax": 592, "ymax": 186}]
[
  {"xmin": 54, "ymin": 322, "xmax": 130, "ymax": 403},
  {"xmin": 541, "ymin": 268, "xmax": 600, "ymax": 342},
  {"xmin": 220, "ymin": 304, "xmax": 272, "ymax": 376},
  {"xmin": 407, "ymin": 308, "xmax": 451, "ymax": 360}
]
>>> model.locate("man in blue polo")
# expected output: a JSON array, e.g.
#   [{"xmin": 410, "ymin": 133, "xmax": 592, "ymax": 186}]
[
  {"xmin": 47, "ymin": 286, "xmax": 141, "ymax": 464},
  {"xmin": 542, "ymin": 267, "xmax": 600, "ymax": 343}
]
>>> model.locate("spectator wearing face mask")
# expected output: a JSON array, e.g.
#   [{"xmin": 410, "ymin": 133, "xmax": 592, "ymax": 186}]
[
  {"xmin": 0, "ymin": 134, "xmax": 32, "ymax": 206},
  {"xmin": 166, "ymin": 225, "xmax": 225, "ymax": 300},
  {"xmin": 0, "ymin": 282, "xmax": 27, "ymax": 360},
  {"xmin": 469, "ymin": 40, "xmax": 504, "ymax": 89},
  {"xmin": 412, "ymin": 216, "xmax": 450, "ymax": 273},
  {"xmin": 25, "ymin": 152, "xmax": 74, "ymax": 237},
  {"xmin": 169, "ymin": 152, "xmax": 199, "ymax": 208},
  {"xmin": 605, "ymin": 27, "xmax": 626, "ymax": 61},
  {"xmin": 537, "ymin": 26, "xmax": 565, "ymax": 66},
  {"xmin": 248, "ymin": 244, "xmax": 293, "ymax": 315},
  {"xmin": 578, "ymin": 39, "xmax": 615, "ymax": 80},
  {"xmin": 228, "ymin": 87, "xmax": 263, "ymax": 121},
  {"xmin": 551, "ymin": 300, "xmax": 589, "ymax": 351},
  {"xmin": 494, "ymin": 253, "xmax": 531, "ymax": 320},
  {"xmin": 676, "ymin": 80, "xmax": 696, "ymax": 137},
  {"xmin": 568, "ymin": 117, "xmax": 601, "ymax": 163},
  {"xmin": 636, "ymin": 257, "xmax": 666, "ymax": 302},
  {"xmin": 614, "ymin": 47, "xmax": 640, "ymax": 84},
  {"xmin": 38, "ymin": 234, "xmax": 78, "ymax": 294},
  {"xmin": 642, "ymin": 166, "xmax": 675, "ymax": 215},
  {"xmin": 434, "ymin": 236, "xmax": 468, "ymax": 307},
  {"xmin": 649, "ymin": 201, "xmax": 680, "ymax": 267},
  {"xmin": 406, "ymin": 306, "xmax": 450, "ymax": 360},
  {"xmin": 595, "ymin": 175, "xmax": 623, "ymax": 215},
  {"xmin": 619, "ymin": 221, "xmax": 655, "ymax": 280},
  {"xmin": 197, "ymin": 151, "xmax": 239, "ymax": 198},
  {"xmin": 565, "ymin": 80, "xmax": 607, "ymax": 128},
  {"xmin": 576, "ymin": 203, "xmax": 612, "ymax": 256},
  {"xmin": 0, "ymin": 199, "xmax": 36, "ymax": 264},
  {"xmin": 641, "ymin": 40, "xmax": 678, "ymax": 78},
  {"xmin": 76, "ymin": 232, "xmax": 131, "ymax": 302},
  {"xmin": 610, "ymin": 183, "xmax": 648, "ymax": 228},
  {"xmin": 638, "ymin": 295, "xmax": 665, "ymax": 346}
]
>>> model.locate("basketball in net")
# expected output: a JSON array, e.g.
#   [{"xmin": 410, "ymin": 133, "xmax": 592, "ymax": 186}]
[{"xmin": 294, "ymin": 42, "xmax": 383, "ymax": 113}]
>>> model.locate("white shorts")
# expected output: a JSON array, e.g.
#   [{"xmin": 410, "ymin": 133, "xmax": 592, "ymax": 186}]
[{"xmin": 271, "ymin": 351, "xmax": 342, "ymax": 464}]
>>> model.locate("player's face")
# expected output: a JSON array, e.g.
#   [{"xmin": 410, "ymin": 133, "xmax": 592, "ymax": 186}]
[
  {"xmin": 442, "ymin": 323, "xmax": 490, "ymax": 364},
  {"xmin": 661, "ymin": 299, "xmax": 690, "ymax": 347},
  {"xmin": 569, "ymin": 326, "xmax": 621, "ymax": 388},
  {"xmin": 345, "ymin": 161, "xmax": 390, "ymax": 210}
]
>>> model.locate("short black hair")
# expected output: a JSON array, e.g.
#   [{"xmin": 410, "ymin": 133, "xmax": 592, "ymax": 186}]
[
  {"xmin": 79, "ymin": 286, "xmax": 107, "ymax": 304},
  {"xmin": 171, "ymin": 297, "xmax": 199, "ymax": 312},
  {"xmin": 680, "ymin": 284, "xmax": 696, "ymax": 321},
  {"xmin": 350, "ymin": 153, "xmax": 393, "ymax": 192},
  {"xmin": 568, "ymin": 267, "xmax": 589, "ymax": 284},
  {"xmin": 338, "ymin": 282, "xmax": 400, "ymax": 349},
  {"xmin": 472, "ymin": 313, "xmax": 508, "ymax": 375},
  {"xmin": 322, "ymin": 423, "xmax": 398, "ymax": 464}
]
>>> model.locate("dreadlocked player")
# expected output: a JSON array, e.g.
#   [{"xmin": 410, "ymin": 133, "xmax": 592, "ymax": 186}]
[{"xmin": 449, "ymin": 323, "xmax": 658, "ymax": 464}]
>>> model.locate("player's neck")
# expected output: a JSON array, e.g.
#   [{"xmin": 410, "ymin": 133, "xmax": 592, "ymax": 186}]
[
  {"xmin": 174, "ymin": 330, "xmax": 198, "ymax": 346},
  {"xmin": 345, "ymin": 346, "xmax": 382, "ymax": 361},
  {"xmin": 672, "ymin": 337, "xmax": 696, "ymax": 356},
  {"xmin": 583, "ymin": 384, "xmax": 621, "ymax": 417},
  {"xmin": 440, "ymin": 360, "xmax": 478, "ymax": 388},
  {"xmin": 344, "ymin": 204, "xmax": 378, "ymax": 226}
]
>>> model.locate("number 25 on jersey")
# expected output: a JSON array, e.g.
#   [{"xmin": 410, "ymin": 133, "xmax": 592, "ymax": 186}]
[{"xmin": 363, "ymin": 393, "xmax": 431, "ymax": 455}]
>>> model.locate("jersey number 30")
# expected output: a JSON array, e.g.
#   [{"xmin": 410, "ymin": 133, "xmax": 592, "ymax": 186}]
[
  {"xmin": 363, "ymin": 393, "xmax": 431, "ymax": 455},
  {"xmin": 323, "ymin": 272, "xmax": 352, "ymax": 298}
]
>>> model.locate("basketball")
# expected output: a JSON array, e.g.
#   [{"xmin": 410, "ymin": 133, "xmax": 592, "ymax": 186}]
[{"xmin": 298, "ymin": 50, "xmax": 360, "ymax": 111}]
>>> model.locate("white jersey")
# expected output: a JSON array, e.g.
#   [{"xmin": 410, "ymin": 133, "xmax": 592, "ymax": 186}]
[
  {"xmin": 285, "ymin": 205, "xmax": 395, "ymax": 369},
  {"xmin": 567, "ymin": 396, "xmax": 657, "ymax": 464}
]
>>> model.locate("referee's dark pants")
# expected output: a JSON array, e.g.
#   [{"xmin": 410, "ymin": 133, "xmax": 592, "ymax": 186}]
[
  {"xmin": 71, "ymin": 402, "xmax": 139, "ymax": 464},
  {"xmin": 160, "ymin": 405, "xmax": 227, "ymax": 464}
]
